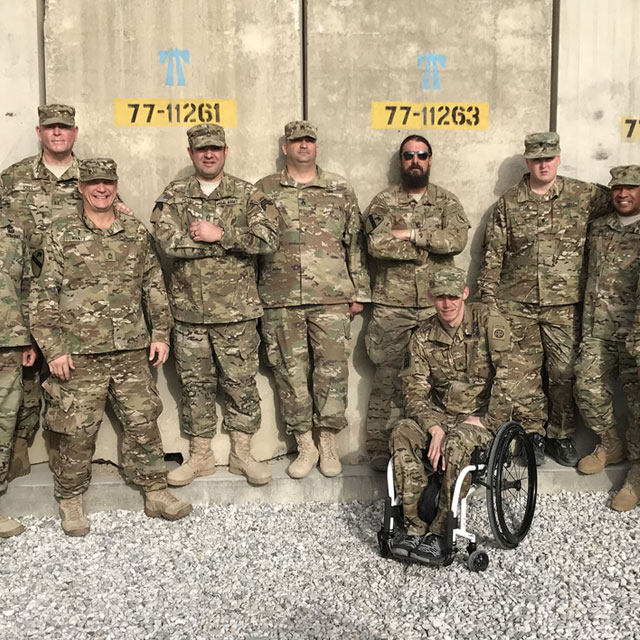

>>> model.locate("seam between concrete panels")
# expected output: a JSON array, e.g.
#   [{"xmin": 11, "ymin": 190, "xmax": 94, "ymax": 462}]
[
  {"xmin": 38, "ymin": 0, "xmax": 47, "ymax": 104},
  {"xmin": 302, "ymin": 0, "xmax": 308, "ymax": 120},
  {"xmin": 550, "ymin": 0, "xmax": 560, "ymax": 131}
]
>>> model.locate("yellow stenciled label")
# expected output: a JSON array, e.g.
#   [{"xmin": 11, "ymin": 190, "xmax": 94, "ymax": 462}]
[
  {"xmin": 371, "ymin": 101, "xmax": 489, "ymax": 130},
  {"xmin": 622, "ymin": 117, "xmax": 640, "ymax": 141},
  {"xmin": 114, "ymin": 99, "xmax": 237, "ymax": 127}
]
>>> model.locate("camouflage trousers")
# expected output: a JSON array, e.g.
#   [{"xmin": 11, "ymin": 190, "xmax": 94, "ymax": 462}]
[
  {"xmin": 392, "ymin": 418, "xmax": 492, "ymax": 536},
  {"xmin": 172, "ymin": 319, "xmax": 261, "ymax": 438},
  {"xmin": 14, "ymin": 349, "xmax": 45, "ymax": 442},
  {"xmin": 498, "ymin": 300, "xmax": 579, "ymax": 438},
  {"xmin": 261, "ymin": 304, "xmax": 351, "ymax": 434},
  {"xmin": 42, "ymin": 349, "xmax": 167, "ymax": 499},
  {"xmin": 0, "ymin": 348, "xmax": 23, "ymax": 493},
  {"xmin": 574, "ymin": 337, "xmax": 640, "ymax": 463},
  {"xmin": 365, "ymin": 304, "xmax": 434, "ymax": 454}
]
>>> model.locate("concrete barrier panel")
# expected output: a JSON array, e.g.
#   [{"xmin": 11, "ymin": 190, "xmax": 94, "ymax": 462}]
[
  {"xmin": 306, "ymin": 0, "xmax": 553, "ymax": 457},
  {"xmin": 0, "ymin": 0, "xmax": 41, "ymax": 169},
  {"xmin": 557, "ymin": 0, "xmax": 640, "ymax": 184},
  {"xmin": 41, "ymin": 0, "xmax": 302, "ymax": 464}
]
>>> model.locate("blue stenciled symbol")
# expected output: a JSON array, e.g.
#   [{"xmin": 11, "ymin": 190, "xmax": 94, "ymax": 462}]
[
  {"xmin": 418, "ymin": 53, "xmax": 446, "ymax": 90},
  {"xmin": 160, "ymin": 48, "xmax": 190, "ymax": 86}
]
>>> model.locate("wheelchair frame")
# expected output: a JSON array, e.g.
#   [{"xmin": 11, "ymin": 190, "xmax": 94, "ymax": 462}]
[{"xmin": 377, "ymin": 421, "xmax": 538, "ymax": 571}]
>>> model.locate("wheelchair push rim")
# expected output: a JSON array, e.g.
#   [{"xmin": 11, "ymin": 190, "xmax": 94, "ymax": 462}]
[{"xmin": 486, "ymin": 421, "xmax": 537, "ymax": 550}]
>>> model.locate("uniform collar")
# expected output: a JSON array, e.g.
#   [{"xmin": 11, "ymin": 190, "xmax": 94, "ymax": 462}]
[
  {"xmin": 80, "ymin": 207, "xmax": 125, "ymax": 236},
  {"xmin": 428, "ymin": 304, "xmax": 473, "ymax": 345},
  {"xmin": 33, "ymin": 152, "xmax": 79, "ymax": 181},
  {"xmin": 517, "ymin": 174, "xmax": 564, "ymax": 203},
  {"xmin": 396, "ymin": 183, "xmax": 436, "ymax": 206},
  {"xmin": 280, "ymin": 166, "xmax": 328, "ymax": 188},
  {"xmin": 186, "ymin": 173, "xmax": 232, "ymax": 199}
]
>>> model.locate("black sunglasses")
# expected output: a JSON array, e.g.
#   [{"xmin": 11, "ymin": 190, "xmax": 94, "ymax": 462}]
[{"xmin": 402, "ymin": 151, "xmax": 430, "ymax": 161}]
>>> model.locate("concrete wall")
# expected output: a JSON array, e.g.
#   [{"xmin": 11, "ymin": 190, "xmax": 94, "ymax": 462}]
[
  {"xmin": 3, "ymin": 0, "xmax": 637, "ymax": 468},
  {"xmin": 557, "ymin": 0, "xmax": 640, "ymax": 185},
  {"xmin": 0, "ymin": 0, "xmax": 42, "ymax": 169}
]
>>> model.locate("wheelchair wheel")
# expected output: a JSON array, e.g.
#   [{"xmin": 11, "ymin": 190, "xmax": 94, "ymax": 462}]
[
  {"xmin": 486, "ymin": 421, "xmax": 537, "ymax": 550},
  {"xmin": 467, "ymin": 550, "xmax": 489, "ymax": 572}
]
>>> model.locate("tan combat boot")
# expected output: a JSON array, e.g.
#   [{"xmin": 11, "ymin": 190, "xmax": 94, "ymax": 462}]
[
  {"xmin": 8, "ymin": 436, "xmax": 30, "ymax": 481},
  {"xmin": 317, "ymin": 429, "xmax": 342, "ymax": 477},
  {"xmin": 144, "ymin": 488, "xmax": 192, "ymax": 521},
  {"xmin": 167, "ymin": 436, "xmax": 216, "ymax": 487},
  {"xmin": 0, "ymin": 512, "xmax": 25, "ymax": 538},
  {"xmin": 228, "ymin": 431, "xmax": 272, "ymax": 486},
  {"xmin": 577, "ymin": 429, "xmax": 626, "ymax": 475},
  {"xmin": 611, "ymin": 465, "xmax": 640, "ymax": 512},
  {"xmin": 59, "ymin": 494, "xmax": 90, "ymax": 537},
  {"xmin": 287, "ymin": 431, "xmax": 319, "ymax": 479}
]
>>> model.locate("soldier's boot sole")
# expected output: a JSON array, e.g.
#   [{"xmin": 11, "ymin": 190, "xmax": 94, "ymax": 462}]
[
  {"xmin": 229, "ymin": 456, "xmax": 272, "ymax": 486},
  {"xmin": 0, "ymin": 516, "xmax": 25, "ymax": 538},
  {"xmin": 166, "ymin": 456, "xmax": 216, "ymax": 487},
  {"xmin": 144, "ymin": 501, "xmax": 193, "ymax": 521},
  {"xmin": 7, "ymin": 438, "xmax": 31, "ymax": 482},
  {"xmin": 611, "ymin": 486, "xmax": 640, "ymax": 512}
]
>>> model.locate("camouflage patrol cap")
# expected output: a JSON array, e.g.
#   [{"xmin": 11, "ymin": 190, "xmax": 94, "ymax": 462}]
[
  {"xmin": 608, "ymin": 165, "xmax": 640, "ymax": 187},
  {"xmin": 428, "ymin": 267, "xmax": 467, "ymax": 297},
  {"xmin": 284, "ymin": 120, "xmax": 318, "ymax": 141},
  {"xmin": 38, "ymin": 103, "xmax": 76, "ymax": 126},
  {"xmin": 79, "ymin": 158, "xmax": 118, "ymax": 182},
  {"xmin": 187, "ymin": 124, "xmax": 226, "ymax": 148},
  {"xmin": 523, "ymin": 132, "xmax": 561, "ymax": 159}
]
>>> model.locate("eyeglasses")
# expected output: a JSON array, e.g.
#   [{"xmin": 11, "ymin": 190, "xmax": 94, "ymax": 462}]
[{"xmin": 402, "ymin": 151, "xmax": 430, "ymax": 161}]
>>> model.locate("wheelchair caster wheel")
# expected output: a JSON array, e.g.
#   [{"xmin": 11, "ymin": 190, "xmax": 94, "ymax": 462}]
[
  {"xmin": 467, "ymin": 550, "xmax": 489, "ymax": 572},
  {"xmin": 377, "ymin": 529, "xmax": 392, "ymax": 558}
]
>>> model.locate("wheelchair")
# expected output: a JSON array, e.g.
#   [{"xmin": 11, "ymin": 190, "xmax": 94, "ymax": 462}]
[{"xmin": 377, "ymin": 421, "xmax": 537, "ymax": 572}]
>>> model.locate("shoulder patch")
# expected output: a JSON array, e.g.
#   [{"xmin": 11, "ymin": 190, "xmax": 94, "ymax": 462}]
[
  {"xmin": 487, "ymin": 314, "xmax": 510, "ymax": 352},
  {"xmin": 31, "ymin": 248, "xmax": 44, "ymax": 278},
  {"xmin": 365, "ymin": 213, "xmax": 384, "ymax": 233}
]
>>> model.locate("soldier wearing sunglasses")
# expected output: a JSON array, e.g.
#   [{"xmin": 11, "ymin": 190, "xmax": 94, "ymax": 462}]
[{"xmin": 364, "ymin": 135, "xmax": 470, "ymax": 470}]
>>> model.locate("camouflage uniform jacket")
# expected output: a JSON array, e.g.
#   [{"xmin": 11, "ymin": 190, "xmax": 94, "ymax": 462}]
[
  {"xmin": 31, "ymin": 204, "xmax": 173, "ymax": 362},
  {"xmin": 479, "ymin": 175, "xmax": 608, "ymax": 306},
  {"xmin": 151, "ymin": 173, "xmax": 279, "ymax": 324},
  {"xmin": 364, "ymin": 183, "xmax": 469, "ymax": 307},
  {"xmin": 0, "ymin": 153, "xmax": 81, "ymax": 254},
  {"xmin": 0, "ymin": 213, "xmax": 30, "ymax": 347},
  {"xmin": 255, "ymin": 167, "xmax": 370, "ymax": 308},
  {"xmin": 399, "ymin": 302, "xmax": 513, "ymax": 435},
  {"xmin": 581, "ymin": 209, "xmax": 640, "ymax": 344}
]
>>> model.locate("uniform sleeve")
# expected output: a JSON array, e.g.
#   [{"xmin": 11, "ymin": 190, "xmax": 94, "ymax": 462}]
[
  {"xmin": 20, "ymin": 228, "xmax": 31, "ymax": 335},
  {"xmin": 343, "ymin": 187, "xmax": 371, "ymax": 303},
  {"xmin": 30, "ymin": 231, "xmax": 67, "ymax": 362},
  {"xmin": 483, "ymin": 311, "xmax": 515, "ymax": 432},
  {"xmin": 478, "ymin": 198, "xmax": 507, "ymax": 305},
  {"xmin": 151, "ymin": 192, "xmax": 226, "ymax": 259},
  {"xmin": 587, "ymin": 184, "xmax": 610, "ymax": 223},
  {"xmin": 141, "ymin": 235, "xmax": 174, "ymax": 345},
  {"xmin": 219, "ymin": 187, "xmax": 280, "ymax": 255},
  {"xmin": 365, "ymin": 195, "xmax": 422, "ymax": 261},
  {"xmin": 626, "ymin": 276, "xmax": 640, "ymax": 364},
  {"xmin": 400, "ymin": 334, "xmax": 451, "ymax": 434},
  {"xmin": 412, "ymin": 192, "xmax": 469, "ymax": 254}
]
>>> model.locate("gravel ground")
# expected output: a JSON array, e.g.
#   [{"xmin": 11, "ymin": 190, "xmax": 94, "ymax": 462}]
[{"xmin": 1, "ymin": 491, "xmax": 638, "ymax": 640}]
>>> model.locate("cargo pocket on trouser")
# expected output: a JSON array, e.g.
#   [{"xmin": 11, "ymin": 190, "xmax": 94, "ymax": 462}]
[{"xmin": 41, "ymin": 377, "xmax": 78, "ymax": 435}]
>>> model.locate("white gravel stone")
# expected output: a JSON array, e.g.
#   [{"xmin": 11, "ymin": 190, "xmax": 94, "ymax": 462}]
[{"xmin": 0, "ymin": 492, "xmax": 638, "ymax": 639}]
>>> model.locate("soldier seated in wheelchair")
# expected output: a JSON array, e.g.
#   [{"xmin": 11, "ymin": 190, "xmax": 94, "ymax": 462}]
[{"xmin": 390, "ymin": 266, "xmax": 515, "ymax": 565}]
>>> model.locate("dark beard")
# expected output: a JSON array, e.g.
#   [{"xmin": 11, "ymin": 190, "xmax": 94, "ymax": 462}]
[{"xmin": 401, "ymin": 166, "xmax": 430, "ymax": 190}]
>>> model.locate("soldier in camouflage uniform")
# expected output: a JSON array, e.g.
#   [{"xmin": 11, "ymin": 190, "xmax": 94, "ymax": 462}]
[
  {"xmin": 0, "ymin": 104, "xmax": 81, "ymax": 479},
  {"xmin": 391, "ymin": 267, "xmax": 513, "ymax": 565},
  {"xmin": 0, "ymin": 206, "xmax": 36, "ymax": 537},
  {"xmin": 255, "ymin": 121, "xmax": 370, "ymax": 479},
  {"xmin": 576, "ymin": 165, "xmax": 640, "ymax": 511},
  {"xmin": 479, "ymin": 132, "xmax": 608, "ymax": 467},
  {"xmin": 1, "ymin": 104, "xmax": 131, "ymax": 479},
  {"xmin": 152, "ymin": 124, "xmax": 279, "ymax": 487},
  {"xmin": 364, "ymin": 134, "xmax": 469, "ymax": 470},
  {"xmin": 31, "ymin": 159, "xmax": 191, "ymax": 536}
]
